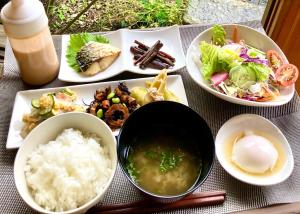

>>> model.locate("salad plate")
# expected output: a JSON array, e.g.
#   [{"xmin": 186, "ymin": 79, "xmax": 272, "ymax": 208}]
[
  {"xmin": 6, "ymin": 75, "xmax": 188, "ymax": 149},
  {"xmin": 186, "ymin": 24, "xmax": 295, "ymax": 107},
  {"xmin": 59, "ymin": 25, "xmax": 185, "ymax": 83}
]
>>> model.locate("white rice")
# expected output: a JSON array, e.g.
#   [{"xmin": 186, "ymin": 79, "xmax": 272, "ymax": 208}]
[{"xmin": 24, "ymin": 128, "xmax": 112, "ymax": 212}]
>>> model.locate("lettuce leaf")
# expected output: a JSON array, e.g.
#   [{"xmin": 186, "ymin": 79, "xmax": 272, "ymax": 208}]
[
  {"xmin": 199, "ymin": 41, "xmax": 242, "ymax": 80},
  {"xmin": 212, "ymin": 24, "xmax": 226, "ymax": 46},
  {"xmin": 218, "ymin": 47, "xmax": 242, "ymax": 71},
  {"xmin": 200, "ymin": 41, "xmax": 219, "ymax": 80},
  {"xmin": 66, "ymin": 33, "xmax": 109, "ymax": 72}
]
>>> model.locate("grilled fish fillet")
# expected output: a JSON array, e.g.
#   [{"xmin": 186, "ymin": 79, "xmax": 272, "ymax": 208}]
[{"xmin": 76, "ymin": 41, "xmax": 121, "ymax": 76}]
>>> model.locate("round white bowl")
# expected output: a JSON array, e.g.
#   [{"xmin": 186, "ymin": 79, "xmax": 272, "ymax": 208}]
[
  {"xmin": 14, "ymin": 112, "xmax": 118, "ymax": 214},
  {"xmin": 186, "ymin": 24, "xmax": 295, "ymax": 107},
  {"xmin": 215, "ymin": 114, "xmax": 294, "ymax": 186}
]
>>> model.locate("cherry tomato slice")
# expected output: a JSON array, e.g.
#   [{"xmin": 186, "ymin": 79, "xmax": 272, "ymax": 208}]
[
  {"xmin": 275, "ymin": 64, "xmax": 299, "ymax": 87},
  {"xmin": 267, "ymin": 50, "xmax": 284, "ymax": 71}
]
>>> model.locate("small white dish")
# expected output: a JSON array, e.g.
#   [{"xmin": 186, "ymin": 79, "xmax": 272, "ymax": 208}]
[
  {"xmin": 215, "ymin": 114, "xmax": 294, "ymax": 186},
  {"xmin": 185, "ymin": 24, "xmax": 295, "ymax": 107},
  {"xmin": 59, "ymin": 26, "xmax": 185, "ymax": 83},
  {"xmin": 7, "ymin": 75, "xmax": 188, "ymax": 149},
  {"xmin": 14, "ymin": 112, "xmax": 118, "ymax": 214}
]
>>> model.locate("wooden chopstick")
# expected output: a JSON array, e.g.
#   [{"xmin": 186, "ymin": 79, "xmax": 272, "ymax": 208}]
[{"xmin": 87, "ymin": 190, "xmax": 226, "ymax": 214}]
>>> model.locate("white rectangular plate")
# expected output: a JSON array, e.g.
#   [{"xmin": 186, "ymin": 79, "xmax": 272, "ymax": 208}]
[
  {"xmin": 58, "ymin": 26, "xmax": 186, "ymax": 83},
  {"xmin": 7, "ymin": 75, "xmax": 188, "ymax": 149}
]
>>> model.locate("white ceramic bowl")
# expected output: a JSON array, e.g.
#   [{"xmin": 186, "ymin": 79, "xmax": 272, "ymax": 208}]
[
  {"xmin": 215, "ymin": 114, "xmax": 294, "ymax": 186},
  {"xmin": 186, "ymin": 24, "xmax": 295, "ymax": 107},
  {"xmin": 14, "ymin": 112, "xmax": 118, "ymax": 214}
]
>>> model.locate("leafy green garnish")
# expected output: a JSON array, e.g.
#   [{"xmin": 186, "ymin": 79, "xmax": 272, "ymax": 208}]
[
  {"xmin": 159, "ymin": 150, "xmax": 183, "ymax": 173},
  {"xmin": 212, "ymin": 24, "xmax": 226, "ymax": 46},
  {"xmin": 125, "ymin": 155, "xmax": 139, "ymax": 181},
  {"xmin": 66, "ymin": 32, "xmax": 109, "ymax": 72},
  {"xmin": 144, "ymin": 150, "xmax": 159, "ymax": 159}
]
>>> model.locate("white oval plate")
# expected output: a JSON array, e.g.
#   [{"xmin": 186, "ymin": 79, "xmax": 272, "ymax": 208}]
[
  {"xmin": 6, "ymin": 75, "xmax": 188, "ymax": 149},
  {"xmin": 186, "ymin": 24, "xmax": 295, "ymax": 107},
  {"xmin": 59, "ymin": 26, "xmax": 186, "ymax": 83},
  {"xmin": 215, "ymin": 114, "xmax": 294, "ymax": 186}
]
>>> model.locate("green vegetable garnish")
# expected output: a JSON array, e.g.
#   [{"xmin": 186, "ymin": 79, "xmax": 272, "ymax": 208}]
[
  {"xmin": 159, "ymin": 150, "xmax": 183, "ymax": 173},
  {"xmin": 125, "ymin": 154, "xmax": 139, "ymax": 181},
  {"xmin": 212, "ymin": 24, "xmax": 226, "ymax": 46},
  {"xmin": 144, "ymin": 150, "xmax": 158, "ymax": 159},
  {"xmin": 66, "ymin": 32, "xmax": 109, "ymax": 72}
]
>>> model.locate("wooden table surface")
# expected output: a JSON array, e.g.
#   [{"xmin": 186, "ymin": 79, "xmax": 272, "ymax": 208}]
[{"xmin": 0, "ymin": 24, "xmax": 299, "ymax": 214}]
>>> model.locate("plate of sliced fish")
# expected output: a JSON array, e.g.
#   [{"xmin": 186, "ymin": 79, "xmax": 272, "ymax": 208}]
[{"xmin": 58, "ymin": 25, "xmax": 185, "ymax": 83}]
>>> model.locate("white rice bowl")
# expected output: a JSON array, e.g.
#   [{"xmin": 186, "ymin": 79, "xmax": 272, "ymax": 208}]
[{"xmin": 24, "ymin": 128, "xmax": 112, "ymax": 212}]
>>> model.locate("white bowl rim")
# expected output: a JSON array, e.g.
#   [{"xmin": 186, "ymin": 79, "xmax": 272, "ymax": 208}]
[
  {"xmin": 185, "ymin": 24, "xmax": 295, "ymax": 107},
  {"xmin": 14, "ymin": 112, "xmax": 118, "ymax": 214},
  {"xmin": 215, "ymin": 113, "xmax": 294, "ymax": 186}
]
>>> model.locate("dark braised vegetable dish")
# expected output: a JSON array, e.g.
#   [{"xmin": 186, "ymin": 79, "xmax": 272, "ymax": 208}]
[
  {"xmin": 86, "ymin": 83, "xmax": 138, "ymax": 129},
  {"xmin": 130, "ymin": 40, "xmax": 175, "ymax": 70}
]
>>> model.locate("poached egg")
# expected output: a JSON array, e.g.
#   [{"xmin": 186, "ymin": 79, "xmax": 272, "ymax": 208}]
[{"xmin": 232, "ymin": 131, "xmax": 278, "ymax": 174}]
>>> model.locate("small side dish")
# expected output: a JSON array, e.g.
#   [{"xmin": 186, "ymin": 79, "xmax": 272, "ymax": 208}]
[
  {"xmin": 25, "ymin": 128, "xmax": 112, "ymax": 212},
  {"xmin": 131, "ymin": 70, "xmax": 179, "ymax": 106},
  {"xmin": 130, "ymin": 40, "xmax": 175, "ymax": 70},
  {"xmin": 193, "ymin": 25, "xmax": 299, "ymax": 102},
  {"xmin": 86, "ymin": 83, "xmax": 138, "ymax": 129},
  {"xmin": 21, "ymin": 88, "xmax": 84, "ymax": 138},
  {"xmin": 215, "ymin": 114, "xmax": 294, "ymax": 186},
  {"xmin": 66, "ymin": 33, "xmax": 120, "ymax": 76}
]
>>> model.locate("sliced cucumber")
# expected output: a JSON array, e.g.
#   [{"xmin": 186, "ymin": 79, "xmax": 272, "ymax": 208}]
[
  {"xmin": 60, "ymin": 88, "xmax": 74, "ymax": 96},
  {"xmin": 31, "ymin": 99, "xmax": 40, "ymax": 109},
  {"xmin": 39, "ymin": 94, "xmax": 55, "ymax": 115}
]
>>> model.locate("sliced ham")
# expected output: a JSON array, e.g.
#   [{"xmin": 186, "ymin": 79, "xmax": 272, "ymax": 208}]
[{"xmin": 211, "ymin": 72, "xmax": 229, "ymax": 86}]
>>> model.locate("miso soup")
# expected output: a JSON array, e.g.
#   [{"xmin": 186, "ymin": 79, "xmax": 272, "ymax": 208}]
[{"xmin": 126, "ymin": 131, "xmax": 202, "ymax": 196}]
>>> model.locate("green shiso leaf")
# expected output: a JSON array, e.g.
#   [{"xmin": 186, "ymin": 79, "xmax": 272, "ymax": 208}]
[{"xmin": 66, "ymin": 32, "xmax": 109, "ymax": 72}]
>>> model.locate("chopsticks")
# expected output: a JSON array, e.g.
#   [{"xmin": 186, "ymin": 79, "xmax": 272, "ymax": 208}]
[{"xmin": 87, "ymin": 190, "xmax": 226, "ymax": 214}]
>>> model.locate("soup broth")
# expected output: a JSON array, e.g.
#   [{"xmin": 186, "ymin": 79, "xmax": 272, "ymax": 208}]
[{"xmin": 126, "ymin": 131, "xmax": 202, "ymax": 196}]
